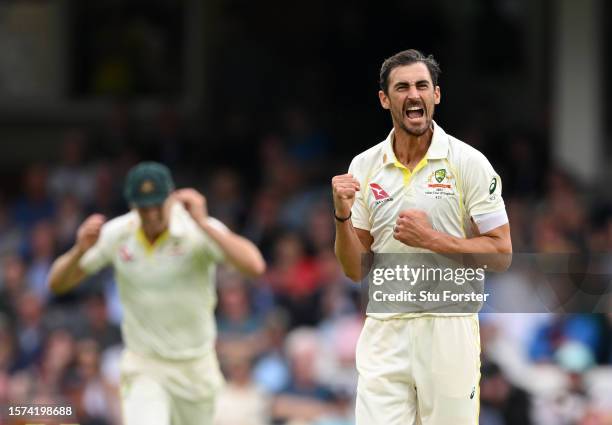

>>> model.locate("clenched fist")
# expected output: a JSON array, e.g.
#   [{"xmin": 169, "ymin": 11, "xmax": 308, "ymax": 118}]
[
  {"xmin": 77, "ymin": 214, "xmax": 106, "ymax": 252},
  {"xmin": 393, "ymin": 209, "xmax": 433, "ymax": 248},
  {"xmin": 331, "ymin": 174, "xmax": 360, "ymax": 218}
]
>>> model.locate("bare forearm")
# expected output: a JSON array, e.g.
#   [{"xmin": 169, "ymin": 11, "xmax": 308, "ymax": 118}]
[
  {"xmin": 198, "ymin": 219, "xmax": 266, "ymax": 277},
  {"xmin": 48, "ymin": 245, "xmax": 88, "ymax": 294},
  {"xmin": 424, "ymin": 230, "xmax": 512, "ymax": 271},
  {"xmin": 334, "ymin": 220, "xmax": 368, "ymax": 281},
  {"xmin": 425, "ymin": 230, "xmax": 509, "ymax": 253}
]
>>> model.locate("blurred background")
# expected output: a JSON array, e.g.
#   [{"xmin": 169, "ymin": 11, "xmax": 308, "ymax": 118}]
[{"xmin": 0, "ymin": 0, "xmax": 611, "ymax": 424}]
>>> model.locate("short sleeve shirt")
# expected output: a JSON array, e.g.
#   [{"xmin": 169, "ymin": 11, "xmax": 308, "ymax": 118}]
[
  {"xmin": 80, "ymin": 202, "xmax": 226, "ymax": 360},
  {"xmin": 349, "ymin": 122, "xmax": 506, "ymax": 319},
  {"xmin": 349, "ymin": 121, "xmax": 505, "ymax": 254}
]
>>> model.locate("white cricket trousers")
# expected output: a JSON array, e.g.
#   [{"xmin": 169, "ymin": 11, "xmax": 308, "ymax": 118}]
[
  {"xmin": 355, "ymin": 315, "xmax": 481, "ymax": 425},
  {"xmin": 120, "ymin": 350, "xmax": 224, "ymax": 425}
]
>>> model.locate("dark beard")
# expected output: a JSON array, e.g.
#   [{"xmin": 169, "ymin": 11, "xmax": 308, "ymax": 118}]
[
  {"xmin": 392, "ymin": 109, "xmax": 431, "ymax": 136},
  {"xmin": 399, "ymin": 121, "xmax": 429, "ymax": 136}
]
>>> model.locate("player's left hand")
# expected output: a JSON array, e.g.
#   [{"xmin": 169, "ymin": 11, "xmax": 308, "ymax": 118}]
[
  {"xmin": 173, "ymin": 188, "xmax": 208, "ymax": 224},
  {"xmin": 393, "ymin": 209, "xmax": 433, "ymax": 248}
]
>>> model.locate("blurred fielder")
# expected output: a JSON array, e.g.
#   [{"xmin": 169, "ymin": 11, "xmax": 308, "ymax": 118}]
[
  {"xmin": 48, "ymin": 161, "xmax": 265, "ymax": 425},
  {"xmin": 332, "ymin": 50, "xmax": 512, "ymax": 424}
]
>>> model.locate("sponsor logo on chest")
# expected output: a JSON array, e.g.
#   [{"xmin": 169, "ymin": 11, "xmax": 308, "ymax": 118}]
[
  {"xmin": 119, "ymin": 245, "xmax": 135, "ymax": 262},
  {"xmin": 369, "ymin": 183, "xmax": 394, "ymax": 206}
]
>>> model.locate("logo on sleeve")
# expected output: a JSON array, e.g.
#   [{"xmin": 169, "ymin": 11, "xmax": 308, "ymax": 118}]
[
  {"xmin": 369, "ymin": 183, "xmax": 393, "ymax": 205},
  {"xmin": 489, "ymin": 177, "xmax": 497, "ymax": 194},
  {"xmin": 488, "ymin": 177, "xmax": 499, "ymax": 201}
]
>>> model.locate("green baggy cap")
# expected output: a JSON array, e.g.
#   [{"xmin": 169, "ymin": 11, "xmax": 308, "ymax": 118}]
[{"xmin": 124, "ymin": 161, "xmax": 175, "ymax": 207}]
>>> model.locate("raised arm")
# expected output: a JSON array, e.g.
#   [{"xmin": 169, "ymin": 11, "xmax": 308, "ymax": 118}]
[
  {"xmin": 173, "ymin": 188, "xmax": 266, "ymax": 277},
  {"xmin": 48, "ymin": 214, "xmax": 106, "ymax": 294},
  {"xmin": 332, "ymin": 173, "xmax": 373, "ymax": 282}
]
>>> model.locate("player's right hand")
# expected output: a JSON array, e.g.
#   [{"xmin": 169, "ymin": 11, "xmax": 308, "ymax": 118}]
[
  {"xmin": 76, "ymin": 214, "xmax": 106, "ymax": 252},
  {"xmin": 331, "ymin": 173, "xmax": 360, "ymax": 218}
]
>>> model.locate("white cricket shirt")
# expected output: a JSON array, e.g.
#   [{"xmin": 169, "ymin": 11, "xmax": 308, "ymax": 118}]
[
  {"xmin": 80, "ymin": 202, "xmax": 226, "ymax": 360},
  {"xmin": 349, "ymin": 121, "xmax": 507, "ymax": 317}
]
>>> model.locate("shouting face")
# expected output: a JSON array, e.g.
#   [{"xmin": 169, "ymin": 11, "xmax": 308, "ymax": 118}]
[{"xmin": 379, "ymin": 62, "xmax": 440, "ymax": 137}]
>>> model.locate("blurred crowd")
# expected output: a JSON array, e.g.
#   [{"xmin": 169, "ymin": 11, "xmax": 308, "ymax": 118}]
[{"xmin": 0, "ymin": 103, "xmax": 611, "ymax": 425}]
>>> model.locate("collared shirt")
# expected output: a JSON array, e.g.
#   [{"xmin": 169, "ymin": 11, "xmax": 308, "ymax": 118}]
[
  {"xmin": 80, "ymin": 202, "xmax": 226, "ymax": 360},
  {"xmin": 350, "ymin": 121, "xmax": 505, "ymax": 253},
  {"xmin": 349, "ymin": 122, "xmax": 506, "ymax": 318}
]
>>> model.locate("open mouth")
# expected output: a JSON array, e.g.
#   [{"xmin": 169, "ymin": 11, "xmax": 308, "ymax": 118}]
[{"xmin": 405, "ymin": 105, "xmax": 424, "ymax": 120}]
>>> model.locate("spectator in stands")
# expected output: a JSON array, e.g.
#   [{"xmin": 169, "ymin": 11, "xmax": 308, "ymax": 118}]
[
  {"xmin": 216, "ymin": 270, "xmax": 265, "ymax": 361},
  {"xmin": 214, "ymin": 350, "xmax": 270, "ymax": 425},
  {"xmin": 69, "ymin": 339, "xmax": 118, "ymax": 425},
  {"xmin": 253, "ymin": 308, "xmax": 291, "ymax": 394},
  {"xmin": 55, "ymin": 194, "xmax": 85, "ymax": 253},
  {"xmin": 480, "ymin": 361, "xmax": 533, "ymax": 425},
  {"xmin": 207, "ymin": 168, "xmax": 246, "ymax": 231},
  {"xmin": 271, "ymin": 327, "xmax": 345, "ymax": 423},
  {"xmin": 87, "ymin": 163, "xmax": 124, "ymax": 218},
  {"xmin": 0, "ymin": 256, "xmax": 29, "ymax": 318},
  {"xmin": 75, "ymin": 292, "xmax": 122, "ymax": 352},
  {"xmin": 0, "ymin": 195, "xmax": 23, "ymax": 258},
  {"xmin": 25, "ymin": 220, "xmax": 56, "ymax": 302},
  {"xmin": 12, "ymin": 164, "xmax": 55, "ymax": 229},
  {"xmin": 0, "ymin": 314, "xmax": 17, "ymax": 388},
  {"xmin": 266, "ymin": 232, "xmax": 321, "ymax": 326},
  {"xmin": 14, "ymin": 290, "xmax": 45, "ymax": 370},
  {"xmin": 48, "ymin": 129, "xmax": 95, "ymax": 205},
  {"xmin": 529, "ymin": 315, "xmax": 606, "ymax": 365}
]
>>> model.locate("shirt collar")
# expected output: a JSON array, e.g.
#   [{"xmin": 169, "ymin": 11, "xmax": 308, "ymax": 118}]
[{"xmin": 381, "ymin": 120, "xmax": 449, "ymax": 166}]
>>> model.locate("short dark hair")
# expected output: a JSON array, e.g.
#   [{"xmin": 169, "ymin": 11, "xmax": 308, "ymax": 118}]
[{"xmin": 379, "ymin": 49, "xmax": 441, "ymax": 93}]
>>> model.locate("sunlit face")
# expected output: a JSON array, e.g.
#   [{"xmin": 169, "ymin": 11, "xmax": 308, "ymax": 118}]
[
  {"xmin": 136, "ymin": 198, "xmax": 171, "ymax": 238},
  {"xmin": 379, "ymin": 62, "xmax": 440, "ymax": 137}
]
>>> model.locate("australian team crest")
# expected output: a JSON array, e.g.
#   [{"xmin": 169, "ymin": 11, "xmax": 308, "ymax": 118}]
[
  {"xmin": 434, "ymin": 169, "xmax": 446, "ymax": 183},
  {"xmin": 140, "ymin": 179, "xmax": 155, "ymax": 194},
  {"xmin": 425, "ymin": 168, "xmax": 456, "ymax": 198}
]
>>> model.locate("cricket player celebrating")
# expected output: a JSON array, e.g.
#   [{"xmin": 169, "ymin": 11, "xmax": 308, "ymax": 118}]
[
  {"xmin": 48, "ymin": 161, "xmax": 265, "ymax": 425},
  {"xmin": 332, "ymin": 50, "xmax": 512, "ymax": 424}
]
